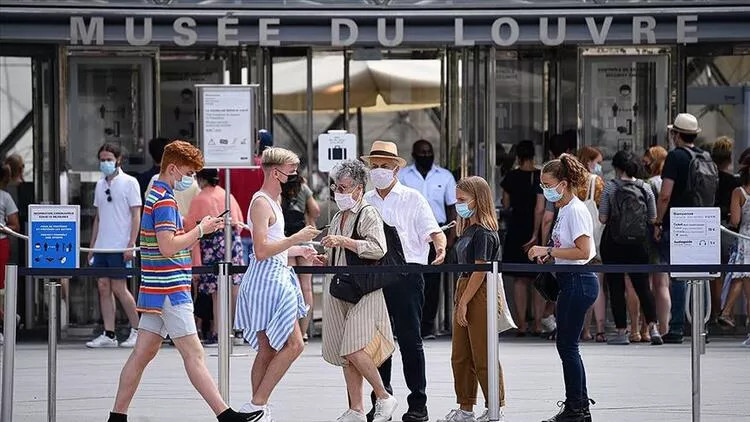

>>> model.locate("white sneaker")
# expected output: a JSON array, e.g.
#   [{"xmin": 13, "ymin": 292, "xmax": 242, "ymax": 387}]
[
  {"xmin": 239, "ymin": 402, "xmax": 274, "ymax": 422},
  {"xmin": 438, "ymin": 409, "xmax": 477, "ymax": 422},
  {"xmin": 120, "ymin": 328, "xmax": 138, "ymax": 348},
  {"xmin": 541, "ymin": 315, "xmax": 557, "ymax": 333},
  {"xmin": 337, "ymin": 409, "xmax": 367, "ymax": 422},
  {"xmin": 742, "ymin": 334, "xmax": 750, "ymax": 348},
  {"xmin": 86, "ymin": 333, "xmax": 118, "ymax": 348},
  {"xmin": 0, "ymin": 332, "xmax": 4, "ymax": 345},
  {"xmin": 373, "ymin": 395, "xmax": 398, "ymax": 422},
  {"xmin": 476, "ymin": 408, "xmax": 505, "ymax": 422}
]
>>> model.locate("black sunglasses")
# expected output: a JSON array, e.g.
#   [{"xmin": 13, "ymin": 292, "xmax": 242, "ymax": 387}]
[{"xmin": 105, "ymin": 188, "xmax": 112, "ymax": 202}]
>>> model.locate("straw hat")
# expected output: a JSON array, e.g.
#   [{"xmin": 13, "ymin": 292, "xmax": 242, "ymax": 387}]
[
  {"xmin": 667, "ymin": 113, "xmax": 701, "ymax": 134},
  {"xmin": 360, "ymin": 140, "xmax": 407, "ymax": 167}
]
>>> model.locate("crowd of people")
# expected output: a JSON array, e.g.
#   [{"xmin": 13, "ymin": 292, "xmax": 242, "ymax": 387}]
[{"xmin": 1, "ymin": 109, "xmax": 748, "ymax": 422}]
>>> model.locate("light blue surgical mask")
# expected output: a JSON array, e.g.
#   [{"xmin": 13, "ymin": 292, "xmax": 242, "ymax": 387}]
[
  {"xmin": 593, "ymin": 163, "xmax": 603, "ymax": 176},
  {"xmin": 99, "ymin": 160, "xmax": 116, "ymax": 176},
  {"xmin": 542, "ymin": 183, "xmax": 564, "ymax": 203},
  {"xmin": 173, "ymin": 168, "xmax": 194, "ymax": 192},
  {"xmin": 456, "ymin": 201, "xmax": 475, "ymax": 219}
]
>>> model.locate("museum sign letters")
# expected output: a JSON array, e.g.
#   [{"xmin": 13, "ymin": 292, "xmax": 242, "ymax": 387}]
[{"xmin": 69, "ymin": 15, "xmax": 700, "ymax": 47}]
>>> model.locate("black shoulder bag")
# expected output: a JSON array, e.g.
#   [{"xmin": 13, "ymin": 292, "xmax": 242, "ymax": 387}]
[{"xmin": 329, "ymin": 206, "xmax": 407, "ymax": 304}]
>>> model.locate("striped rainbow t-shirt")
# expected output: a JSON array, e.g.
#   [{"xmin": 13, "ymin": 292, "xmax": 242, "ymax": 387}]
[{"xmin": 136, "ymin": 180, "xmax": 192, "ymax": 313}]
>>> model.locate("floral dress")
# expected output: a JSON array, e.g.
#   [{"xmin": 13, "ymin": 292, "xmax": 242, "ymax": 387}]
[{"xmin": 197, "ymin": 229, "xmax": 245, "ymax": 294}]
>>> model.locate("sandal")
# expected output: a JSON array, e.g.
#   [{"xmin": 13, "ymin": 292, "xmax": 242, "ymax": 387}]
[
  {"xmin": 581, "ymin": 332, "xmax": 593, "ymax": 342},
  {"xmin": 595, "ymin": 332, "xmax": 607, "ymax": 343},
  {"xmin": 629, "ymin": 332, "xmax": 642, "ymax": 343}
]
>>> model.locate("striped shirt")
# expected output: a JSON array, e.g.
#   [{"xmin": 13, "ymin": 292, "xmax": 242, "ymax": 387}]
[
  {"xmin": 136, "ymin": 180, "xmax": 192, "ymax": 314},
  {"xmin": 598, "ymin": 178, "xmax": 657, "ymax": 220}
]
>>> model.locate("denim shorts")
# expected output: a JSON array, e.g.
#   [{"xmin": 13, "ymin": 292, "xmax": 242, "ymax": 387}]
[
  {"xmin": 92, "ymin": 253, "xmax": 132, "ymax": 278},
  {"xmin": 139, "ymin": 298, "xmax": 198, "ymax": 339}
]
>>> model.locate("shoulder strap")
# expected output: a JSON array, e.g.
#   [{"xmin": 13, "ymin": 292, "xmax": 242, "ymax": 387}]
[
  {"xmin": 587, "ymin": 174, "xmax": 597, "ymax": 201},
  {"xmin": 741, "ymin": 187, "xmax": 750, "ymax": 201}
]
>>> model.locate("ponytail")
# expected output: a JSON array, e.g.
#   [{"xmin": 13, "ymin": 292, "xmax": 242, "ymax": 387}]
[{"xmin": 542, "ymin": 153, "xmax": 590, "ymax": 190}]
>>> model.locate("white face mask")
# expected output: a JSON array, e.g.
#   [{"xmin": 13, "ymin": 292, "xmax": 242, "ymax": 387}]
[
  {"xmin": 334, "ymin": 191, "xmax": 358, "ymax": 211},
  {"xmin": 370, "ymin": 168, "xmax": 395, "ymax": 190}
]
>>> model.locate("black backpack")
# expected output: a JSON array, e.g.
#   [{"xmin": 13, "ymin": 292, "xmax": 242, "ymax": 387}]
[
  {"xmin": 681, "ymin": 147, "xmax": 719, "ymax": 207},
  {"xmin": 608, "ymin": 179, "xmax": 649, "ymax": 245}
]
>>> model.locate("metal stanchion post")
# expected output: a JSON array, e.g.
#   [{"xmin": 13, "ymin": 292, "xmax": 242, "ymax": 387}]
[
  {"xmin": 47, "ymin": 281, "xmax": 60, "ymax": 422},
  {"xmin": 487, "ymin": 262, "xmax": 500, "ymax": 421},
  {"xmin": 690, "ymin": 280, "xmax": 703, "ymax": 422},
  {"xmin": 224, "ymin": 168, "xmax": 233, "ymax": 356},
  {"xmin": 217, "ymin": 262, "xmax": 230, "ymax": 402},
  {"xmin": 2, "ymin": 265, "xmax": 18, "ymax": 422}
]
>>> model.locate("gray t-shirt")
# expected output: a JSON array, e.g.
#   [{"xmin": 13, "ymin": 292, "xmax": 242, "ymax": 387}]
[{"xmin": 0, "ymin": 189, "xmax": 19, "ymax": 239}]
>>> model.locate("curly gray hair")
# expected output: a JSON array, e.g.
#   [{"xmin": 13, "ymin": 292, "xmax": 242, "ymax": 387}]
[{"xmin": 331, "ymin": 159, "xmax": 368, "ymax": 188}]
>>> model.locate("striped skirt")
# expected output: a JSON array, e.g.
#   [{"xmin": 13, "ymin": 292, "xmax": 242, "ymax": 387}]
[{"xmin": 234, "ymin": 255, "xmax": 308, "ymax": 351}]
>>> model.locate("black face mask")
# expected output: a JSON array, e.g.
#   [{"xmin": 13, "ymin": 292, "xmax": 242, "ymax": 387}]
[{"xmin": 414, "ymin": 155, "xmax": 434, "ymax": 170}]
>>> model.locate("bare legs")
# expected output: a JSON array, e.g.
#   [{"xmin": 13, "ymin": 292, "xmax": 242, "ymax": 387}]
[
  {"xmin": 250, "ymin": 323, "xmax": 305, "ymax": 405},
  {"xmin": 651, "ymin": 272, "xmax": 671, "ymax": 335},
  {"xmin": 720, "ymin": 277, "xmax": 750, "ymax": 324},
  {"xmin": 513, "ymin": 277, "xmax": 531, "ymax": 333},
  {"xmin": 343, "ymin": 350, "xmax": 390, "ymax": 413},
  {"xmin": 113, "ymin": 331, "xmax": 230, "ymax": 416},
  {"xmin": 99, "ymin": 278, "xmax": 140, "ymax": 331}
]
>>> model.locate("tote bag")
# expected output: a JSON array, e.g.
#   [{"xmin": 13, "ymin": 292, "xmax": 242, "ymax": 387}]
[{"xmin": 583, "ymin": 174, "xmax": 604, "ymax": 257}]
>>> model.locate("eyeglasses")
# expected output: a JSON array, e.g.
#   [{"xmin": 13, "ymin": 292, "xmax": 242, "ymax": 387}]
[
  {"xmin": 105, "ymin": 188, "xmax": 112, "ymax": 202},
  {"xmin": 330, "ymin": 183, "xmax": 357, "ymax": 194}
]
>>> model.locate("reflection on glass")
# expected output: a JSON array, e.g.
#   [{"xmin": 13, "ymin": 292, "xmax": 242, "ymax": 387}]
[
  {"xmin": 686, "ymin": 55, "xmax": 750, "ymax": 157},
  {"xmin": 159, "ymin": 60, "xmax": 223, "ymax": 143},
  {"xmin": 581, "ymin": 55, "xmax": 668, "ymax": 171},
  {"xmin": 4, "ymin": 0, "xmax": 739, "ymax": 7},
  {"xmin": 69, "ymin": 61, "xmax": 147, "ymax": 170}
]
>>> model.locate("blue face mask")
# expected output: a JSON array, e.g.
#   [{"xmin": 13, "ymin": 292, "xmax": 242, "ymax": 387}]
[
  {"xmin": 99, "ymin": 160, "xmax": 116, "ymax": 176},
  {"xmin": 542, "ymin": 183, "xmax": 564, "ymax": 203},
  {"xmin": 173, "ymin": 168, "xmax": 194, "ymax": 192},
  {"xmin": 593, "ymin": 163, "xmax": 603, "ymax": 176},
  {"xmin": 456, "ymin": 201, "xmax": 475, "ymax": 219}
]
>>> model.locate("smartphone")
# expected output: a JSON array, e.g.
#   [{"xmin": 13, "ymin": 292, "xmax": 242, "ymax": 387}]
[
  {"xmin": 317, "ymin": 224, "xmax": 330, "ymax": 231},
  {"xmin": 216, "ymin": 209, "xmax": 230, "ymax": 218}
]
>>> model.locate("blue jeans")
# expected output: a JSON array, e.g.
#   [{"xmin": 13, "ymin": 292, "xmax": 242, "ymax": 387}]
[
  {"xmin": 555, "ymin": 272, "xmax": 599, "ymax": 407},
  {"xmin": 240, "ymin": 236, "xmax": 253, "ymax": 265},
  {"xmin": 669, "ymin": 280, "xmax": 687, "ymax": 335}
]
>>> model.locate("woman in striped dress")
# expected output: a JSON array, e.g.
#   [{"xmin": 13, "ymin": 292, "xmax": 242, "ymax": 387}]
[
  {"xmin": 316, "ymin": 160, "xmax": 398, "ymax": 422},
  {"xmin": 235, "ymin": 147, "xmax": 320, "ymax": 422}
]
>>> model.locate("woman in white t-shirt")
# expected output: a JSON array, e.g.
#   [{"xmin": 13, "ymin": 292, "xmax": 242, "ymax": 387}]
[{"xmin": 528, "ymin": 154, "xmax": 597, "ymax": 422}]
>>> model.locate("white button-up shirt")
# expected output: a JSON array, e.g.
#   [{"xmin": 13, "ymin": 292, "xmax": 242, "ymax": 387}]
[
  {"xmin": 364, "ymin": 181, "xmax": 441, "ymax": 265},
  {"xmin": 398, "ymin": 164, "xmax": 457, "ymax": 224}
]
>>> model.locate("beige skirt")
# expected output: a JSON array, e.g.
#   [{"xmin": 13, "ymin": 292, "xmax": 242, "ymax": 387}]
[{"xmin": 322, "ymin": 285, "xmax": 395, "ymax": 368}]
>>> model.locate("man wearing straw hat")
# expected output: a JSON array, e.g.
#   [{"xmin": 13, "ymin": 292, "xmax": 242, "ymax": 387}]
[
  {"xmin": 362, "ymin": 141, "xmax": 447, "ymax": 422},
  {"xmin": 655, "ymin": 113, "xmax": 717, "ymax": 344}
]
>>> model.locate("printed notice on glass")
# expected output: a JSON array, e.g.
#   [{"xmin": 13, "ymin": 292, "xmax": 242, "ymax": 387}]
[
  {"xmin": 197, "ymin": 85, "xmax": 257, "ymax": 168},
  {"xmin": 669, "ymin": 207, "xmax": 720, "ymax": 279},
  {"xmin": 28, "ymin": 204, "xmax": 80, "ymax": 269}
]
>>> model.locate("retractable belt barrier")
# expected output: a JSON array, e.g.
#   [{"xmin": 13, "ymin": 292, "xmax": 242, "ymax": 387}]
[{"xmin": 4, "ymin": 261, "xmax": 749, "ymax": 422}]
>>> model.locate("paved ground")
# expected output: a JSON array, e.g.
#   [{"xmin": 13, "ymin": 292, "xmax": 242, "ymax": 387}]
[{"xmin": 2, "ymin": 337, "xmax": 749, "ymax": 422}]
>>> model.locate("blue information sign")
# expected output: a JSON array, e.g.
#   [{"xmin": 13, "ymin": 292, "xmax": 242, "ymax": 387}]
[{"xmin": 28, "ymin": 205, "xmax": 80, "ymax": 269}]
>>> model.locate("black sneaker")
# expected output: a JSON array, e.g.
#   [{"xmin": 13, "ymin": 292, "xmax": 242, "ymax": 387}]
[
  {"xmin": 402, "ymin": 408, "xmax": 429, "ymax": 422},
  {"xmin": 542, "ymin": 400, "xmax": 590, "ymax": 422},
  {"xmin": 662, "ymin": 332, "xmax": 684, "ymax": 344},
  {"xmin": 219, "ymin": 409, "xmax": 263, "ymax": 422}
]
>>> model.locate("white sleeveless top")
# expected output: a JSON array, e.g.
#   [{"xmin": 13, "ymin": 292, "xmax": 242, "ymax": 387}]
[{"xmin": 248, "ymin": 190, "xmax": 288, "ymax": 263}]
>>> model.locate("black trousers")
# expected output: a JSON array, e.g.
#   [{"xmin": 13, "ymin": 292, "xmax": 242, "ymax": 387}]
[
  {"xmin": 379, "ymin": 270, "xmax": 428, "ymax": 411},
  {"xmin": 420, "ymin": 243, "xmax": 441, "ymax": 336},
  {"xmin": 601, "ymin": 234, "xmax": 658, "ymax": 329}
]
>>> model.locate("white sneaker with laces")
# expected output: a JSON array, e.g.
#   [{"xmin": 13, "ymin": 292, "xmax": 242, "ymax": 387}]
[
  {"xmin": 438, "ymin": 409, "xmax": 477, "ymax": 422},
  {"xmin": 742, "ymin": 334, "xmax": 750, "ymax": 348},
  {"xmin": 86, "ymin": 333, "xmax": 118, "ymax": 348},
  {"xmin": 373, "ymin": 395, "xmax": 398, "ymax": 422},
  {"xmin": 120, "ymin": 328, "xmax": 138, "ymax": 348},
  {"xmin": 476, "ymin": 408, "xmax": 505, "ymax": 422},
  {"xmin": 541, "ymin": 315, "xmax": 557, "ymax": 333},
  {"xmin": 336, "ymin": 409, "xmax": 367, "ymax": 422}
]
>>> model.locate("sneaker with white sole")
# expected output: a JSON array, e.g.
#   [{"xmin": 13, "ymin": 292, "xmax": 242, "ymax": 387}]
[
  {"xmin": 239, "ymin": 402, "xmax": 274, "ymax": 422},
  {"xmin": 337, "ymin": 409, "xmax": 367, "ymax": 422},
  {"xmin": 120, "ymin": 328, "xmax": 138, "ymax": 348},
  {"xmin": 541, "ymin": 315, "xmax": 557, "ymax": 333},
  {"xmin": 373, "ymin": 395, "xmax": 398, "ymax": 422},
  {"xmin": 438, "ymin": 409, "xmax": 477, "ymax": 422},
  {"xmin": 0, "ymin": 332, "xmax": 4, "ymax": 345},
  {"xmin": 476, "ymin": 408, "xmax": 505, "ymax": 422},
  {"xmin": 86, "ymin": 333, "xmax": 118, "ymax": 348},
  {"xmin": 742, "ymin": 334, "xmax": 750, "ymax": 348}
]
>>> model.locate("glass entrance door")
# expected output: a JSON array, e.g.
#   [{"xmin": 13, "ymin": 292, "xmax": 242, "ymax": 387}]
[{"xmin": 581, "ymin": 48, "xmax": 670, "ymax": 173}]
